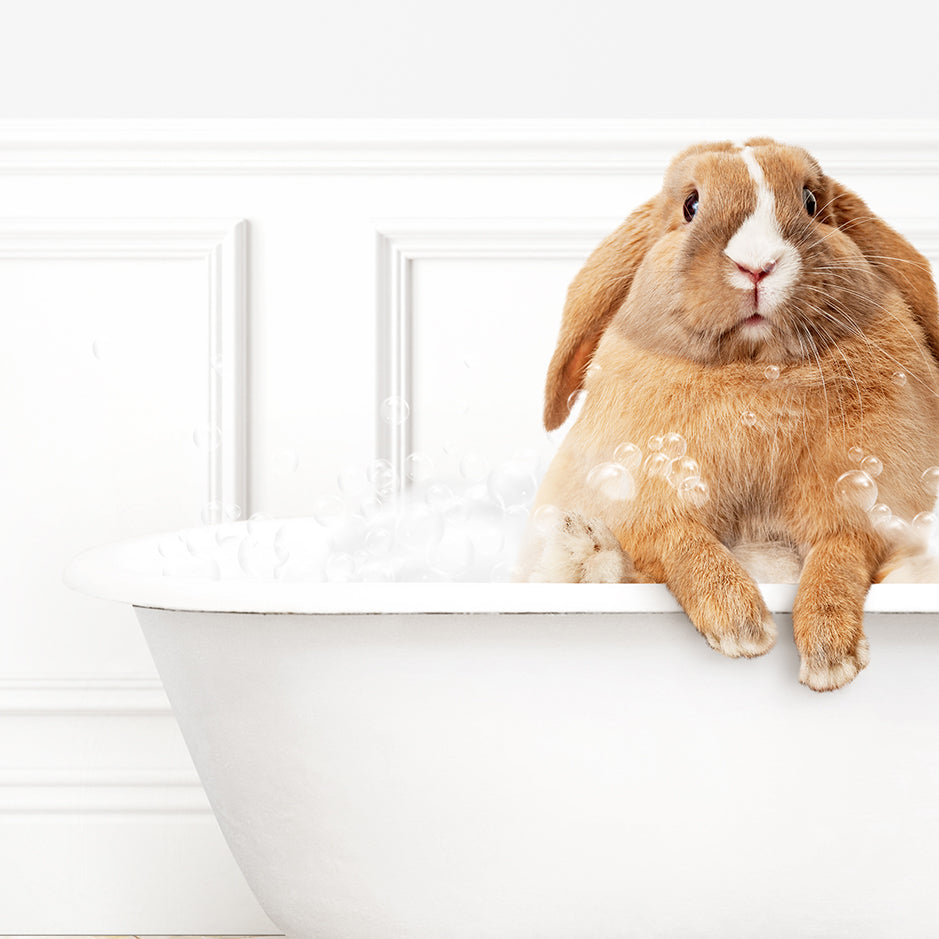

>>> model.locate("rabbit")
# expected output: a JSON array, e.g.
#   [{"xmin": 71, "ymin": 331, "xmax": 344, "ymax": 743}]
[{"xmin": 518, "ymin": 138, "xmax": 939, "ymax": 692}]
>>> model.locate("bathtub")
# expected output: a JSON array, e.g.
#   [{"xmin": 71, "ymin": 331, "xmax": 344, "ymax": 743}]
[{"xmin": 66, "ymin": 518, "xmax": 939, "ymax": 939}]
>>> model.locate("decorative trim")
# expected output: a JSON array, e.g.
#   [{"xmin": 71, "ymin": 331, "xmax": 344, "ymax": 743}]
[
  {"xmin": 0, "ymin": 119, "xmax": 937, "ymax": 175},
  {"xmin": 0, "ymin": 678, "xmax": 207, "ymax": 815},
  {"xmin": 0, "ymin": 218, "xmax": 249, "ymax": 521},
  {"xmin": 375, "ymin": 220, "xmax": 615, "ymax": 479},
  {"xmin": 0, "ymin": 768, "xmax": 209, "ymax": 815},
  {"xmin": 0, "ymin": 676, "xmax": 171, "ymax": 714}
]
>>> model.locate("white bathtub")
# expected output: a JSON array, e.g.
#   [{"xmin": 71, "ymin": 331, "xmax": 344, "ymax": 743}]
[{"xmin": 66, "ymin": 520, "xmax": 939, "ymax": 939}]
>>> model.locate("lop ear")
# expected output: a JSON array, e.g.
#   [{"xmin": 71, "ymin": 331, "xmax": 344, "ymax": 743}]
[
  {"xmin": 543, "ymin": 197, "xmax": 659, "ymax": 431},
  {"xmin": 827, "ymin": 180, "xmax": 939, "ymax": 369}
]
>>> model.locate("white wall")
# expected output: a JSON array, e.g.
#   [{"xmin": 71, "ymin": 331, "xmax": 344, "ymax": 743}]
[
  {"xmin": 0, "ymin": 0, "xmax": 937, "ymax": 930},
  {"xmin": 2, "ymin": 0, "xmax": 936, "ymax": 119}
]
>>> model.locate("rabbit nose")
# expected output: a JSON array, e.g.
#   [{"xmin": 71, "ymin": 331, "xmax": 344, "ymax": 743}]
[{"xmin": 734, "ymin": 259, "xmax": 777, "ymax": 284}]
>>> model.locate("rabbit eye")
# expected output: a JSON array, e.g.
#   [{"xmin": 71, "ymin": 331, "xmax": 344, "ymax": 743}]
[
  {"xmin": 683, "ymin": 191, "xmax": 699, "ymax": 223},
  {"xmin": 802, "ymin": 187, "xmax": 818, "ymax": 216}
]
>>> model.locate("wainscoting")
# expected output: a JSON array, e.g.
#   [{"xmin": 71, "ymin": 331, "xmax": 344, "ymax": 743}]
[{"xmin": 1, "ymin": 119, "xmax": 937, "ymax": 932}]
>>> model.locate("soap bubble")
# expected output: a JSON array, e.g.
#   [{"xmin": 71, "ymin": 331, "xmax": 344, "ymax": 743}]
[
  {"xmin": 460, "ymin": 452, "xmax": 489, "ymax": 482},
  {"xmin": 531, "ymin": 503, "xmax": 563, "ymax": 534},
  {"xmin": 835, "ymin": 470, "xmax": 878, "ymax": 513},
  {"xmin": 358, "ymin": 560, "xmax": 396, "ymax": 582},
  {"xmin": 338, "ymin": 464, "xmax": 369, "ymax": 496},
  {"xmin": 764, "ymin": 364, "xmax": 780, "ymax": 381},
  {"xmin": 869, "ymin": 503, "xmax": 892, "ymax": 525},
  {"xmin": 647, "ymin": 435, "xmax": 663, "ymax": 452},
  {"xmin": 661, "ymin": 432, "xmax": 687, "ymax": 460},
  {"xmin": 892, "ymin": 371, "xmax": 907, "ymax": 387},
  {"xmin": 668, "ymin": 456, "xmax": 701, "ymax": 489},
  {"xmin": 381, "ymin": 396, "xmax": 410, "ymax": 425},
  {"xmin": 368, "ymin": 458, "xmax": 398, "ymax": 498},
  {"xmin": 464, "ymin": 500, "xmax": 506, "ymax": 557},
  {"xmin": 313, "ymin": 494, "xmax": 346, "ymax": 528},
  {"xmin": 586, "ymin": 462, "xmax": 635, "ymax": 501},
  {"xmin": 740, "ymin": 411, "xmax": 757, "ymax": 428},
  {"xmin": 678, "ymin": 476, "xmax": 710, "ymax": 508},
  {"xmin": 613, "ymin": 442, "xmax": 642, "ymax": 471},
  {"xmin": 488, "ymin": 461, "xmax": 538, "ymax": 509},
  {"xmin": 247, "ymin": 511, "xmax": 273, "ymax": 533},
  {"xmin": 912, "ymin": 512, "xmax": 937, "ymax": 541},
  {"xmin": 873, "ymin": 514, "xmax": 912, "ymax": 543},
  {"xmin": 921, "ymin": 466, "xmax": 939, "ymax": 498},
  {"xmin": 193, "ymin": 424, "xmax": 222, "ymax": 451},
  {"xmin": 426, "ymin": 483, "xmax": 454, "ymax": 511},
  {"xmin": 405, "ymin": 452, "xmax": 434, "ymax": 483},
  {"xmin": 200, "ymin": 501, "xmax": 241, "ymax": 525},
  {"xmin": 860, "ymin": 455, "xmax": 883, "ymax": 478},
  {"xmin": 237, "ymin": 534, "xmax": 288, "ymax": 580},
  {"xmin": 489, "ymin": 562, "xmax": 516, "ymax": 583},
  {"xmin": 428, "ymin": 529, "xmax": 474, "ymax": 576},
  {"xmin": 848, "ymin": 447, "xmax": 865, "ymax": 462},
  {"xmin": 396, "ymin": 507, "xmax": 445, "ymax": 552},
  {"xmin": 643, "ymin": 451, "xmax": 672, "ymax": 479},
  {"xmin": 273, "ymin": 448, "xmax": 300, "ymax": 475},
  {"xmin": 325, "ymin": 552, "xmax": 356, "ymax": 582},
  {"xmin": 365, "ymin": 526, "xmax": 393, "ymax": 555}
]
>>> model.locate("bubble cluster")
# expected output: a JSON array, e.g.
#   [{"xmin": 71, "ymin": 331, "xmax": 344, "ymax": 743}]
[
  {"xmin": 588, "ymin": 433, "xmax": 710, "ymax": 509},
  {"xmin": 834, "ymin": 455, "xmax": 939, "ymax": 549},
  {"xmin": 159, "ymin": 449, "xmax": 549, "ymax": 583}
]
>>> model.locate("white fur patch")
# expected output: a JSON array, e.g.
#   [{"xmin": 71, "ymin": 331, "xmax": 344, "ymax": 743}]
[{"xmin": 724, "ymin": 148, "xmax": 800, "ymax": 313}]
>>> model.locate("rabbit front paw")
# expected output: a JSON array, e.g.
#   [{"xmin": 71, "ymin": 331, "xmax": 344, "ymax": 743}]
[
  {"xmin": 527, "ymin": 511, "xmax": 637, "ymax": 584},
  {"xmin": 798, "ymin": 636, "xmax": 871, "ymax": 692},
  {"xmin": 700, "ymin": 605, "xmax": 777, "ymax": 658}
]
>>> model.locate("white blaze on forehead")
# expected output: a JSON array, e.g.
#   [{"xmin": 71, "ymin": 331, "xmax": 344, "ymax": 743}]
[{"xmin": 723, "ymin": 147, "xmax": 800, "ymax": 308}]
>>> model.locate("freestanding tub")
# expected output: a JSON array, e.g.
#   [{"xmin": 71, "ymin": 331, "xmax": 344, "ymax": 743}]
[{"xmin": 66, "ymin": 519, "xmax": 939, "ymax": 939}]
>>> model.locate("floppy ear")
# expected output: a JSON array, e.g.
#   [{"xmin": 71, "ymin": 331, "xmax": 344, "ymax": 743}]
[
  {"xmin": 543, "ymin": 197, "xmax": 659, "ymax": 431},
  {"xmin": 827, "ymin": 180, "xmax": 939, "ymax": 369}
]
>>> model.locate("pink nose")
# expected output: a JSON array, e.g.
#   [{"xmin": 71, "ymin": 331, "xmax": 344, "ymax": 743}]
[{"xmin": 736, "ymin": 259, "xmax": 777, "ymax": 284}]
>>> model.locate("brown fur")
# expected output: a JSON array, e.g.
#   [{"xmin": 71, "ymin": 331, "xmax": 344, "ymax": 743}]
[{"xmin": 530, "ymin": 139, "xmax": 939, "ymax": 691}]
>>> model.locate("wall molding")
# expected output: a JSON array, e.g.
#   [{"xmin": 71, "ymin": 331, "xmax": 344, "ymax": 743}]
[
  {"xmin": 0, "ymin": 768, "xmax": 208, "ymax": 815},
  {"xmin": 375, "ymin": 220, "xmax": 614, "ymax": 478},
  {"xmin": 0, "ymin": 675, "xmax": 170, "ymax": 714},
  {"xmin": 0, "ymin": 678, "xmax": 206, "ymax": 815},
  {"xmin": 0, "ymin": 217, "xmax": 249, "ymax": 521},
  {"xmin": 0, "ymin": 119, "xmax": 937, "ymax": 175}
]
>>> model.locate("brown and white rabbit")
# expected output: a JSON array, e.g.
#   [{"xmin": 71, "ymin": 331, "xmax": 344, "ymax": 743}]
[{"xmin": 519, "ymin": 138, "xmax": 939, "ymax": 692}]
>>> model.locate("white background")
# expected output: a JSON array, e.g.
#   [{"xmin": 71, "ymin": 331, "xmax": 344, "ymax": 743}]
[{"xmin": 0, "ymin": 0, "xmax": 937, "ymax": 932}]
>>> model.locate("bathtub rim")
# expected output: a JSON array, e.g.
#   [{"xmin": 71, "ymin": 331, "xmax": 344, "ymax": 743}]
[{"xmin": 64, "ymin": 526, "xmax": 939, "ymax": 616}]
